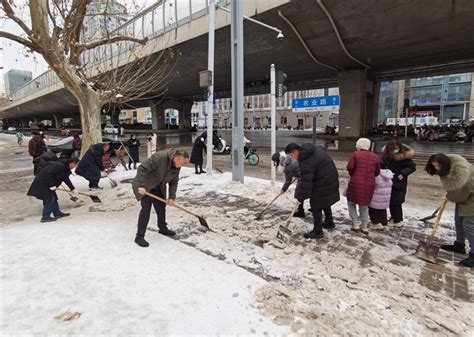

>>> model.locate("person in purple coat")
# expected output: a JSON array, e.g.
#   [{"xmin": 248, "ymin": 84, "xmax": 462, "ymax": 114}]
[{"xmin": 369, "ymin": 169, "xmax": 394, "ymax": 230}]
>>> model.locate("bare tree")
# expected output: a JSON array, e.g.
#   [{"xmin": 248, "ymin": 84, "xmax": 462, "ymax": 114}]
[{"xmin": 0, "ymin": 0, "xmax": 177, "ymax": 154}]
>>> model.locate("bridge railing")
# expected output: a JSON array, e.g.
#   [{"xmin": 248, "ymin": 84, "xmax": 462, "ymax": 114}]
[{"xmin": 8, "ymin": 0, "xmax": 230, "ymax": 105}]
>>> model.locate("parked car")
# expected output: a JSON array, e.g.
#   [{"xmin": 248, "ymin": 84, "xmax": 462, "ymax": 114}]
[
  {"xmin": 104, "ymin": 124, "xmax": 119, "ymax": 134},
  {"xmin": 7, "ymin": 126, "xmax": 16, "ymax": 132}
]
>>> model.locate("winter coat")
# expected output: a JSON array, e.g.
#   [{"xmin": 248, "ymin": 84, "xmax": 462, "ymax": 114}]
[
  {"xmin": 126, "ymin": 138, "xmax": 141, "ymax": 162},
  {"xmin": 370, "ymin": 169, "xmax": 394, "ymax": 210},
  {"xmin": 27, "ymin": 161, "xmax": 75, "ymax": 201},
  {"xmin": 190, "ymin": 136, "xmax": 206, "ymax": 165},
  {"xmin": 277, "ymin": 152, "xmax": 300, "ymax": 192},
  {"xmin": 75, "ymin": 143, "xmax": 105, "ymax": 183},
  {"xmin": 147, "ymin": 133, "xmax": 157, "ymax": 158},
  {"xmin": 33, "ymin": 149, "xmax": 59, "ymax": 174},
  {"xmin": 132, "ymin": 149, "xmax": 181, "ymax": 201},
  {"xmin": 440, "ymin": 155, "xmax": 474, "ymax": 216},
  {"xmin": 28, "ymin": 137, "xmax": 46, "ymax": 157},
  {"xmin": 72, "ymin": 137, "xmax": 82, "ymax": 151},
  {"xmin": 294, "ymin": 143, "xmax": 340, "ymax": 209},
  {"xmin": 381, "ymin": 144, "xmax": 416, "ymax": 205},
  {"xmin": 346, "ymin": 150, "xmax": 381, "ymax": 206}
]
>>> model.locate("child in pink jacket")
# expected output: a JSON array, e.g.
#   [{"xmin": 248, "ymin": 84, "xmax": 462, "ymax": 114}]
[{"xmin": 369, "ymin": 169, "xmax": 394, "ymax": 229}]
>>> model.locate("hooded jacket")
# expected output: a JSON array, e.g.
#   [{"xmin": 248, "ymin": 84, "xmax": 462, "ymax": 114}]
[
  {"xmin": 33, "ymin": 149, "xmax": 59, "ymax": 174},
  {"xmin": 440, "ymin": 155, "xmax": 474, "ymax": 216},
  {"xmin": 277, "ymin": 152, "xmax": 300, "ymax": 192},
  {"xmin": 381, "ymin": 144, "xmax": 416, "ymax": 205},
  {"xmin": 75, "ymin": 143, "xmax": 105, "ymax": 182},
  {"xmin": 27, "ymin": 161, "xmax": 75, "ymax": 200},
  {"xmin": 370, "ymin": 169, "xmax": 394, "ymax": 210},
  {"xmin": 294, "ymin": 143, "xmax": 340, "ymax": 209},
  {"xmin": 346, "ymin": 149, "xmax": 380, "ymax": 205},
  {"xmin": 132, "ymin": 149, "xmax": 181, "ymax": 201}
]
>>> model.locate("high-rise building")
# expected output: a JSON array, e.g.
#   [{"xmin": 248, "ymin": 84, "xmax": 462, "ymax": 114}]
[
  {"xmin": 3, "ymin": 69, "xmax": 32, "ymax": 95},
  {"xmin": 82, "ymin": 0, "xmax": 128, "ymax": 43}
]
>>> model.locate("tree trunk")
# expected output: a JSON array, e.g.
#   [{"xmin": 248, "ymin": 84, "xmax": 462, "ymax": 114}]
[{"xmin": 77, "ymin": 89, "xmax": 103, "ymax": 157}]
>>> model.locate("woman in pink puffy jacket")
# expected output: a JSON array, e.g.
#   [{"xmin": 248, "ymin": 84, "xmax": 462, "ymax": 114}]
[{"xmin": 369, "ymin": 169, "xmax": 394, "ymax": 230}]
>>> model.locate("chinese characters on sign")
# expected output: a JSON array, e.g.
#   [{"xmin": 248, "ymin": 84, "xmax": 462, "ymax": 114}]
[{"xmin": 292, "ymin": 96, "xmax": 340, "ymax": 113}]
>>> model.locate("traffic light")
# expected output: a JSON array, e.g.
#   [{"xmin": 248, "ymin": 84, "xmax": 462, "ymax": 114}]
[{"xmin": 276, "ymin": 70, "xmax": 287, "ymax": 98}]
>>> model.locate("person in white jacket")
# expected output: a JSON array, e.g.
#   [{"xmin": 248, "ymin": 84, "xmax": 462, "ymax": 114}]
[{"xmin": 146, "ymin": 132, "xmax": 157, "ymax": 158}]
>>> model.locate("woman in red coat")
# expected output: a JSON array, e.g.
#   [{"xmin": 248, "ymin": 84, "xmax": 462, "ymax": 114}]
[{"xmin": 346, "ymin": 138, "xmax": 380, "ymax": 234}]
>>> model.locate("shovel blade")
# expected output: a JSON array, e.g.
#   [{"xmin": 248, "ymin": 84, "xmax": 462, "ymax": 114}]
[
  {"xmin": 198, "ymin": 216, "xmax": 209, "ymax": 229},
  {"xmin": 415, "ymin": 241, "xmax": 440, "ymax": 264},
  {"xmin": 109, "ymin": 179, "xmax": 118, "ymax": 188},
  {"xmin": 69, "ymin": 196, "xmax": 80, "ymax": 203},
  {"xmin": 90, "ymin": 195, "xmax": 102, "ymax": 203},
  {"xmin": 277, "ymin": 225, "xmax": 292, "ymax": 240},
  {"xmin": 255, "ymin": 212, "xmax": 263, "ymax": 221}
]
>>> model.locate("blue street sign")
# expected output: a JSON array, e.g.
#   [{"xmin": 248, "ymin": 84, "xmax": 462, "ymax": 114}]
[{"xmin": 292, "ymin": 95, "xmax": 340, "ymax": 112}]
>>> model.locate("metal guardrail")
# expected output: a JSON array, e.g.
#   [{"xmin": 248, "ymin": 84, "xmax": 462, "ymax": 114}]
[{"xmin": 7, "ymin": 0, "xmax": 230, "ymax": 105}]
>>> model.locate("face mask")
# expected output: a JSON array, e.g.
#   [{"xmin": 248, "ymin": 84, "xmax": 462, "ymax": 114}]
[
  {"xmin": 56, "ymin": 153, "xmax": 61, "ymax": 158},
  {"xmin": 393, "ymin": 148, "xmax": 400, "ymax": 154}
]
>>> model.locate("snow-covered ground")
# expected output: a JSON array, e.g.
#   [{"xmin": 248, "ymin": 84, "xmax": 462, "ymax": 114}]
[{"xmin": 1, "ymin": 134, "xmax": 473, "ymax": 335}]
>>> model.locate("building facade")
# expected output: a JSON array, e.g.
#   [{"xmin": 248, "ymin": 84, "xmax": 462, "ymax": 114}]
[
  {"xmin": 3, "ymin": 69, "xmax": 32, "ymax": 95},
  {"xmin": 378, "ymin": 72, "xmax": 473, "ymax": 123},
  {"xmin": 82, "ymin": 0, "xmax": 128, "ymax": 43}
]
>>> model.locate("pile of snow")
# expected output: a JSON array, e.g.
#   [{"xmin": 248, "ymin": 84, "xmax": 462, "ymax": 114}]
[{"xmin": 2, "ymin": 164, "xmax": 473, "ymax": 335}]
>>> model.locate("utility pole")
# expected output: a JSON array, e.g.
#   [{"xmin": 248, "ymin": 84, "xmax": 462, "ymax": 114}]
[
  {"xmin": 270, "ymin": 64, "xmax": 276, "ymax": 187},
  {"xmin": 231, "ymin": 0, "xmax": 244, "ymax": 183},
  {"xmin": 206, "ymin": 0, "xmax": 215, "ymax": 175}
]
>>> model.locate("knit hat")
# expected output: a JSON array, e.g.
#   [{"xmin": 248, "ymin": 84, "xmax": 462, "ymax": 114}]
[{"xmin": 356, "ymin": 138, "xmax": 371, "ymax": 151}]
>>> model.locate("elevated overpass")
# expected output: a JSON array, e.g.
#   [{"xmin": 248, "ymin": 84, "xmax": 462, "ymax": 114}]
[{"xmin": 3, "ymin": 0, "xmax": 474, "ymax": 137}]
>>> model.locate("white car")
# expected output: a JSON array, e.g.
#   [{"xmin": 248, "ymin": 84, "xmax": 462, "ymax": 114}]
[
  {"xmin": 7, "ymin": 127, "xmax": 16, "ymax": 132},
  {"xmin": 104, "ymin": 124, "xmax": 119, "ymax": 134}
]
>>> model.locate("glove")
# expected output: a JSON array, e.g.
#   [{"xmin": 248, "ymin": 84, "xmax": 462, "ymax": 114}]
[{"xmin": 50, "ymin": 186, "xmax": 57, "ymax": 191}]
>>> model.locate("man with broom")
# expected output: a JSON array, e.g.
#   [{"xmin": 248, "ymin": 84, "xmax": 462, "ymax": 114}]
[{"xmin": 132, "ymin": 149, "xmax": 189, "ymax": 247}]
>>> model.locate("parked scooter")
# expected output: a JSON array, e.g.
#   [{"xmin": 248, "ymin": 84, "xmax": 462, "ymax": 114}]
[{"xmin": 212, "ymin": 134, "xmax": 231, "ymax": 154}]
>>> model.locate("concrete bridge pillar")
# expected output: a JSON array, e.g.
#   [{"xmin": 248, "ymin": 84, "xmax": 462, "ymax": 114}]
[
  {"xmin": 178, "ymin": 101, "xmax": 193, "ymax": 130},
  {"xmin": 150, "ymin": 99, "xmax": 166, "ymax": 130},
  {"xmin": 337, "ymin": 69, "xmax": 376, "ymax": 138},
  {"xmin": 51, "ymin": 114, "xmax": 63, "ymax": 128}
]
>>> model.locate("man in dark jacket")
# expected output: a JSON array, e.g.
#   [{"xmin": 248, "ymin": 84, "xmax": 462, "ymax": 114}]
[
  {"xmin": 132, "ymin": 149, "xmax": 189, "ymax": 247},
  {"xmin": 28, "ymin": 131, "xmax": 47, "ymax": 175},
  {"xmin": 27, "ymin": 158, "xmax": 79, "ymax": 222},
  {"xmin": 285, "ymin": 143, "xmax": 340, "ymax": 239},
  {"xmin": 75, "ymin": 143, "xmax": 110, "ymax": 190},
  {"xmin": 33, "ymin": 148, "xmax": 62, "ymax": 174}
]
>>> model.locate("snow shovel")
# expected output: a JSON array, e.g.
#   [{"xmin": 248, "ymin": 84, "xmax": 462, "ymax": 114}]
[
  {"xmin": 255, "ymin": 178, "xmax": 296, "ymax": 220},
  {"xmin": 119, "ymin": 140, "xmax": 135, "ymax": 166},
  {"xmin": 104, "ymin": 169, "xmax": 118, "ymax": 188},
  {"xmin": 57, "ymin": 188, "xmax": 102, "ymax": 203},
  {"xmin": 415, "ymin": 198, "xmax": 448, "ymax": 264},
  {"xmin": 60, "ymin": 184, "xmax": 80, "ymax": 203},
  {"xmin": 276, "ymin": 201, "xmax": 301, "ymax": 241},
  {"xmin": 143, "ymin": 191, "xmax": 210, "ymax": 229},
  {"xmin": 418, "ymin": 206, "xmax": 440, "ymax": 222}
]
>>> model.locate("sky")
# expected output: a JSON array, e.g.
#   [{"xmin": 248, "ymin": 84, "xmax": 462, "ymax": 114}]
[{"xmin": 0, "ymin": 0, "xmax": 157, "ymax": 95}]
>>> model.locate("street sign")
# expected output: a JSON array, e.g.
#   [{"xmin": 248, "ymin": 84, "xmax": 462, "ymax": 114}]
[{"xmin": 292, "ymin": 96, "xmax": 340, "ymax": 113}]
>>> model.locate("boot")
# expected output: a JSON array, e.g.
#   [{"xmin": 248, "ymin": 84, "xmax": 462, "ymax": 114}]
[
  {"xmin": 41, "ymin": 216, "xmax": 57, "ymax": 223},
  {"xmin": 200, "ymin": 169, "xmax": 206, "ymax": 174},
  {"xmin": 322, "ymin": 220, "xmax": 335, "ymax": 230},
  {"xmin": 195, "ymin": 171, "xmax": 201, "ymax": 175},
  {"xmin": 293, "ymin": 210, "xmax": 306, "ymax": 218},
  {"xmin": 360, "ymin": 225, "xmax": 369, "ymax": 235},
  {"xmin": 303, "ymin": 230, "xmax": 323, "ymax": 239},
  {"xmin": 370, "ymin": 223, "xmax": 384, "ymax": 230},
  {"xmin": 55, "ymin": 211, "xmax": 70, "ymax": 218},
  {"xmin": 135, "ymin": 236, "xmax": 149, "ymax": 247},
  {"xmin": 440, "ymin": 241, "xmax": 466, "ymax": 254},
  {"xmin": 351, "ymin": 223, "xmax": 360, "ymax": 233},
  {"xmin": 459, "ymin": 253, "xmax": 474, "ymax": 267},
  {"xmin": 159, "ymin": 228, "xmax": 176, "ymax": 237}
]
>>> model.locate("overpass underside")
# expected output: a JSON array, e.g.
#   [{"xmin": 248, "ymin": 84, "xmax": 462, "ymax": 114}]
[{"xmin": 4, "ymin": 0, "xmax": 474, "ymax": 137}]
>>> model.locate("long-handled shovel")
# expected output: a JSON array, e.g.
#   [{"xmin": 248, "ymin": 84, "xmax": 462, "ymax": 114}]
[
  {"xmin": 57, "ymin": 188, "xmax": 102, "ymax": 203},
  {"xmin": 143, "ymin": 191, "xmax": 210, "ymax": 229},
  {"xmin": 61, "ymin": 184, "xmax": 80, "ymax": 203},
  {"xmin": 276, "ymin": 201, "xmax": 301, "ymax": 241},
  {"xmin": 255, "ymin": 179, "xmax": 296, "ymax": 220},
  {"xmin": 104, "ymin": 168, "xmax": 118, "ymax": 188},
  {"xmin": 415, "ymin": 198, "xmax": 448, "ymax": 264}
]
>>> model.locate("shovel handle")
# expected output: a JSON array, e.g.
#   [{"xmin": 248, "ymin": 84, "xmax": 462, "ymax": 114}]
[
  {"xmin": 119, "ymin": 139, "xmax": 135, "ymax": 164},
  {"xmin": 259, "ymin": 178, "xmax": 297, "ymax": 215},
  {"xmin": 427, "ymin": 198, "xmax": 448, "ymax": 245},
  {"xmin": 286, "ymin": 201, "xmax": 301, "ymax": 227},
  {"xmin": 143, "ymin": 191, "xmax": 201, "ymax": 219},
  {"xmin": 57, "ymin": 187, "xmax": 93, "ymax": 198}
]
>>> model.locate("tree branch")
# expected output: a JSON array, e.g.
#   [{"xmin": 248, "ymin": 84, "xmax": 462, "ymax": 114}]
[
  {"xmin": 77, "ymin": 36, "xmax": 148, "ymax": 54},
  {"xmin": 0, "ymin": 31, "xmax": 41, "ymax": 53}
]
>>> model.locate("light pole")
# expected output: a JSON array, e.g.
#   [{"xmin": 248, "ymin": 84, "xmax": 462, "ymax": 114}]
[
  {"xmin": 206, "ymin": 0, "xmax": 215, "ymax": 175},
  {"xmin": 270, "ymin": 64, "xmax": 276, "ymax": 187},
  {"xmin": 231, "ymin": 0, "xmax": 244, "ymax": 183}
]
